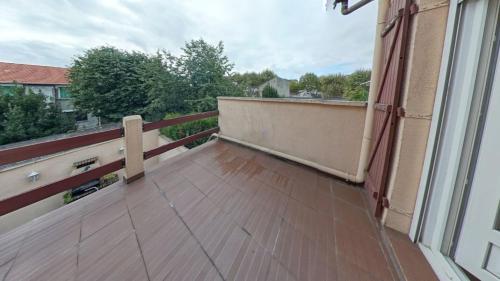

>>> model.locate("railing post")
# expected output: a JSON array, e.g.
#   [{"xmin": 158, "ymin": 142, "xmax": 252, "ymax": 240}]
[{"xmin": 122, "ymin": 115, "xmax": 144, "ymax": 183}]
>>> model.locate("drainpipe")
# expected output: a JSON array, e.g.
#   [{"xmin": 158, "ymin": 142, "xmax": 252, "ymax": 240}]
[
  {"xmin": 354, "ymin": 0, "xmax": 389, "ymax": 183},
  {"xmin": 334, "ymin": 0, "xmax": 375, "ymax": 15}
]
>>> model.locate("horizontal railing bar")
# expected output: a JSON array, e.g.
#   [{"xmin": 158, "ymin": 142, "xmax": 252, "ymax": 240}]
[
  {"xmin": 0, "ymin": 112, "xmax": 219, "ymax": 215},
  {"xmin": 143, "ymin": 111, "xmax": 219, "ymax": 132},
  {"xmin": 144, "ymin": 127, "xmax": 219, "ymax": 160},
  {"xmin": 0, "ymin": 128, "xmax": 123, "ymax": 166},
  {"xmin": 0, "ymin": 158, "xmax": 124, "ymax": 216}
]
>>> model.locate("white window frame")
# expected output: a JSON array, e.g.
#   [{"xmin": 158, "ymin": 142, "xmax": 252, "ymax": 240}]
[{"xmin": 409, "ymin": 0, "xmax": 494, "ymax": 280}]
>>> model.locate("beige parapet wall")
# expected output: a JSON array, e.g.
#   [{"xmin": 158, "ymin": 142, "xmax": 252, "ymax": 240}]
[
  {"xmin": 0, "ymin": 130, "xmax": 161, "ymax": 234},
  {"xmin": 217, "ymin": 97, "xmax": 367, "ymax": 182}
]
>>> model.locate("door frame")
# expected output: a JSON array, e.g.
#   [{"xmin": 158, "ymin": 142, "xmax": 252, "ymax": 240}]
[{"xmin": 409, "ymin": 0, "xmax": 499, "ymax": 280}]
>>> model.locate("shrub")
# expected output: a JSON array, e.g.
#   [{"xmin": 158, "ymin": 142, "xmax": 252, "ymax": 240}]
[
  {"xmin": 262, "ymin": 84, "xmax": 279, "ymax": 98},
  {"xmin": 160, "ymin": 113, "xmax": 218, "ymax": 148},
  {"xmin": 0, "ymin": 86, "xmax": 76, "ymax": 145}
]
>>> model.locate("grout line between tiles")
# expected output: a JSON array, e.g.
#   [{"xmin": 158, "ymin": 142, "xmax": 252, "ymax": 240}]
[
  {"xmin": 125, "ymin": 206, "xmax": 151, "ymax": 281},
  {"xmin": 151, "ymin": 180, "xmax": 227, "ymax": 281}
]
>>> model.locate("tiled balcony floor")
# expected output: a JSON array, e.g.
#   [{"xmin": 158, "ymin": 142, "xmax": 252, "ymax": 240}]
[{"xmin": 0, "ymin": 140, "xmax": 399, "ymax": 281}]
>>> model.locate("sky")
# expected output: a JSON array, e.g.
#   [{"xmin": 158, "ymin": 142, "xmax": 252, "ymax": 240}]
[{"xmin": 0, "ymin": 0, "xmax": 377, "ymax": 79}]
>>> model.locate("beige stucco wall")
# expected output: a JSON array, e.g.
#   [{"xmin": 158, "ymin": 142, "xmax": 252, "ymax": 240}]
[
  {"xmin": 218, "ymin": 97, "xmax": 367, "ymax": 181},
  {"xmin": 382, "ymin": 0, "xmax": 450, "ymax": 233},
  {"xmin": 0, "ymin": 130, "xmax": 162, "ymax": 234}
]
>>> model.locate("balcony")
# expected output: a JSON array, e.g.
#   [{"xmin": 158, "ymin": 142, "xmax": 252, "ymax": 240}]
[{"xmin": 0, "ymin": 98, "xmax": 437, "ymax": 281}]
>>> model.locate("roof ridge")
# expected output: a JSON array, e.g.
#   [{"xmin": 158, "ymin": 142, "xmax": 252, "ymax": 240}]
[{"xmin": 0, "ymin": 61, "xmax": 68, "ymax": 70}]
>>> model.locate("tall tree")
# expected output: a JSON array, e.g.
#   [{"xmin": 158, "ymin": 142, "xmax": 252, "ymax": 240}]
[
  {"xmin": 146, "ymin": 39, "xmax": 242, "ymax": 114},
  {"xmin": 320, "ymin": 74, "xmax": 346, "ymax": 98},
  {"xmin": 343, "ymin": 69, "xmax": 371, "ymax": 101},
  {"xmin": 299, "ymin": 73, "xmax": 320, "ymax": 92},
  {"xmin": 177, "ymin": 39, "xmax": 237, "ymax": 99},
  {"xmin": 69, "ymin": 46, "xmax": 151, "ymax": 121},
  {"xmin": 261, "ymin": 85, "xmax": 279, "ymax": 98},
  {"xmin": 142, "ymin": 51, "xmax": 190, "ymax": 120}
]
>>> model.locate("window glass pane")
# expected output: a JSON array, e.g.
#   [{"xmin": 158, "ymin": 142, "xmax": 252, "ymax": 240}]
[
  {"xmin": 59, "ymin": 87, "xmax": 71, "ymax": 99},
  {"xmin": 420, "ymin": 0, "xmax": 483, "ymax": 247},
  {"xmin": 0, "ymin": 85, "xmax": 16, "ymax": 96}
]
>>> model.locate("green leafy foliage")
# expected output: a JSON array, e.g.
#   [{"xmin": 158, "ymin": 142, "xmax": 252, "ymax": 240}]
[
  {"xmin": 289, "ymin": 80, "xmax": 301, "ymax": 94},
  {"xmin": 63, "ymin": 192, "xmax": 73, "ymax": 204},
  {"xmin": 69, "ymin": 40, "xmax": 242, "ymax": 122},
  {"xmin": 177, "ymin": 40, "xmax": 239, "ymax": 98},
  {"xmin": 63, "ymin": 173, "xmax": 119, "ymax": 204},
  {"xmin": 160, "ymin": 113, "xmax": 218, "ymax": 148},
  {"xmin": 0, "ymin": 86, "xmax": 76, "ymax": 145},
  {"xmin": 299, "ymin": 73, "xmax": 320, "ymax": 92},
  {"xmin": 289, "ymin": 70, "xmax": 371, "ymax": 101},
  {"xmin": 343, "ymin": 69, "xmax": 371, "ymax": 101},
  {"xmin": 100, "ymin": 173, "xmax": 119, "ymax": 188},
  {"xmin": 141, "ymin": 51, "xmax": 191, "ymax": 120},
  {"xmin": 185, "ymin": 96, "xmax": 218, "ymax": 112},
  {"xmin": 230, "ymin": 69, "xmax": 277, "ymax": 96},
  {"xmin": 262, "ymin": 85, "xmax": 279, "ymax": 98},
  {"xmin": 69, "ymin": 46, "xmax": 151, "ymax": 122},
  {"xmin": 146, "ymin": 40, "xmax": 242, "ymax": 119},
  {"xmin": 319, "ymin": 74, "xmax": 347, "ymax": 99}
]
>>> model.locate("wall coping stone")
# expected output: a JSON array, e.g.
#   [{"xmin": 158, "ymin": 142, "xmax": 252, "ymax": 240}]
[{"xmin": 217, "ymin": 97, "xmax": 367, "ymax": 107}]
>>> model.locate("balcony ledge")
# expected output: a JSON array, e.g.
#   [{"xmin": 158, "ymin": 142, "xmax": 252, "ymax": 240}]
[{"xmin": 217, "ymin": 96, "xmax": 368, "ymax": 107}]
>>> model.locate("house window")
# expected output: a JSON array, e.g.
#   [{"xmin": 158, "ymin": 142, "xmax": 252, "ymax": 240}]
[
  {"xmin": 58, "ymin": 87, "xmax": 71, "ymax": 99},
  {"xmin": 0, "ymin": 85, "xmax": 17, "ymax": 96}
]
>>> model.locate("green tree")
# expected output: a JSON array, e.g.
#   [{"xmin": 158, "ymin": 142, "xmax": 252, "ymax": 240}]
[
  {"xmin": 0, "ymin": 87, "xmax": 76, "ymax": 145},
  {"xmin": 177, "ymin": 39, "xmax": 239, "ymax": 99},
  {"xmin": 142, "ymin": 51, "xmax": 190, "ymax": 120},
  {"xmin": 185, "ymin": 96, "xmax": 218, "ymax": 112},
  {"xmin": 2, "ymin": 105, "xmax": 28, "ymax": 143},
  {"xmin": 146, "ymin": 39, "xmax": 242, "ymax": 117},
  {"xmin": 343, "ymin": 69, "xmax": 371, "ymax": 101},
  {"xmin": 262, "ymin": 84, "xmax": 279, "ymax": 98},
  {"xmin": 289, "ymin": 80, "xmax": 301, "ymax": 94},
  {"xmin": 320, "ymin": 74, "xmax": 346, "ymax": 98},
  {"xmin": 230, "ymin": 69, "xmax": 277, "ymax": 96},
  {"xmin": 69, "ymin": 46, "xmax": 151, "ymax": 121},
  {"xmin": 299, "ymin": 73, "xmax": 320, "ymax": 92}
]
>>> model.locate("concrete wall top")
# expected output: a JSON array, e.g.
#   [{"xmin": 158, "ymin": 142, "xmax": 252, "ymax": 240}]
[{"xmin": 217, "ymin": 97, "xmax": 367, "ymax": 108}]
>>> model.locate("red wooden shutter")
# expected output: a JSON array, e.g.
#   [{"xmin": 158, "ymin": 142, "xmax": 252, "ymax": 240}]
[{"xmin": 365, "ymin": 0, "xmax": 414, "ymax": 216}]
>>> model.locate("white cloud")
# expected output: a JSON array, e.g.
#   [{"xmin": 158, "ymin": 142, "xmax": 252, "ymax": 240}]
[{"xmin": 0, "ymin": 0, "xmax": 377, "ymax": 79}]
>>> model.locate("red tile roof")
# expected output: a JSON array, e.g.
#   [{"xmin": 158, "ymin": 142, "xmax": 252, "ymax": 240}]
[{"xmin": 0, "ymin": 62, "xmax": 69, "ymax": 85}]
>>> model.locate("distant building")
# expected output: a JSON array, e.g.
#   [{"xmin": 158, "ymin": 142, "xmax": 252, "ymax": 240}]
[
  {"xmin": 258, "ymin": 77, "xmax": 291, "ymax": 97},
  {"xmin": 0, "ymin": 62, "xmax": 98, "ymax": 129}
]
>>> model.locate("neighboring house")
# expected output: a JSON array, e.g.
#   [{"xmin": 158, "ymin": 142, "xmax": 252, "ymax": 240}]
[
  {"xmin": 0, "ymin": 62, "xmax": 70, "ymax": 107},
  {"xmin": 0, "ymin": 62, "xmax": 98, "ymax": 129},
  {"xmin": 257, "ymin": 76, "xmax": 291, "ymax": 97}
]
